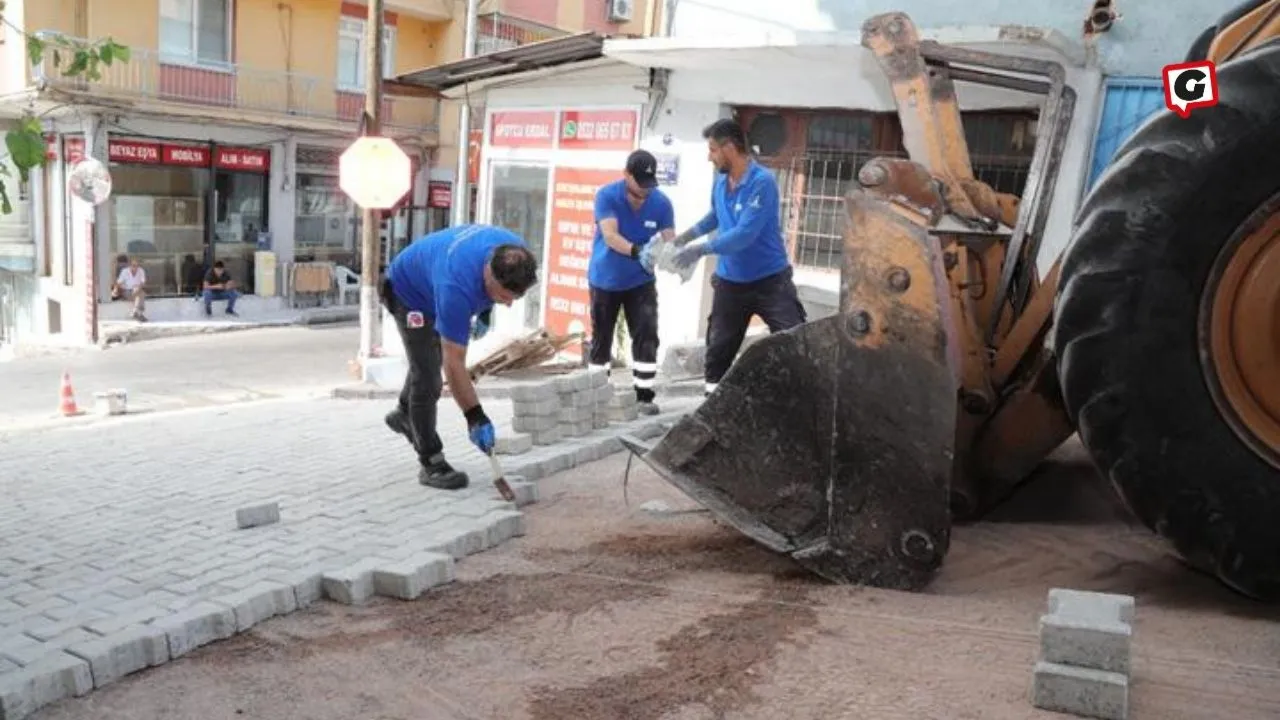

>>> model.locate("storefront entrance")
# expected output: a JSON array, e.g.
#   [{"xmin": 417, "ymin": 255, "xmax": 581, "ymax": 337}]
[{"xmin": 68, "ymin": 136, "xmax": 271, "ymax": 299}]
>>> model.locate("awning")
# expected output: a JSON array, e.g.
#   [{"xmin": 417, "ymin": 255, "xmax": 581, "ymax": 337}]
[{"xmin": 393, "ymin": 33, "xmax": 608, "ymax": 95}]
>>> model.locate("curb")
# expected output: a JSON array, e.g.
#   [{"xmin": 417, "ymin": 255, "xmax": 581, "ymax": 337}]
[
  {"xmin": 0, "ymin": 403, "xmax": 690, "ymax": 720},
  {"xmin": 103, "ymin": 312, "xmax": 358, "ymax": 345}
]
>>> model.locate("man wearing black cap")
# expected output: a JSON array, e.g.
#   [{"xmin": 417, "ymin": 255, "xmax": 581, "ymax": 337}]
[{"xmin": 587, "ymin": 149, "xmax": 675, "ymax": 415}]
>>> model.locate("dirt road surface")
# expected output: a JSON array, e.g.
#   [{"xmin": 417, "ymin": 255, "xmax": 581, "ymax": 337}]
[{"xmin": 35, "ymin": 440, "xmax": 1280, "ymax": 720}]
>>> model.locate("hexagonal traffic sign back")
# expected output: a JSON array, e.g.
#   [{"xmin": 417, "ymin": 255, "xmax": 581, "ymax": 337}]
[{"xmin": 339, "ymin": 137, "xmax": 411, "ymax": 210}]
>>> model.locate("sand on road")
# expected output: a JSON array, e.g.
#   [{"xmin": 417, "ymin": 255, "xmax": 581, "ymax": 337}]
[{"xmin": 35, "ymin": 440, "xmax": 1280, "ymax": 720}]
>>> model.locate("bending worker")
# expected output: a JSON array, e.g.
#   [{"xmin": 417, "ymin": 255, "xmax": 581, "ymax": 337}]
[
  {"xmin": 588, "ymin": 149, "xmax": 676, "ymax": 415},
  {"xmin": 671, "ymin": 118, "xmax": 807, "ymax": 395},
  {"xmin": 382, "ymin": 224, "xmax": 539, "ymax": 490}
]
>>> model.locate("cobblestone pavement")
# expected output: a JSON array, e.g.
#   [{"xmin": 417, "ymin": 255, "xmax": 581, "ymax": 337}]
[{"xmin": 0, "ymin": 395, "xmax": 695, "ymax": 718}]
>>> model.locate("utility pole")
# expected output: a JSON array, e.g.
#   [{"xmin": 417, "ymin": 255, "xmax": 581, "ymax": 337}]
[
  {"xmin": 451, "ymin": 0, "xmax": 480, "ymax": 227},
  {"xmin": 358, "ymin": 0, "xmax": 385, "ymax": 378}
]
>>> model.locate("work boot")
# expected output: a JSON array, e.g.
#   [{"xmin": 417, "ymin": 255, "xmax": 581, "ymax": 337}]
[
  {"xmin": 384, "ymin": 408, "xmax": 411, "ymax": 441},
  {"xmin": 419, "ymin": 457, "xmax": 469, "ymax": 490},
  {"xmin": 637, "ymin": 401, "xmax": 660, "ymax": 416}
]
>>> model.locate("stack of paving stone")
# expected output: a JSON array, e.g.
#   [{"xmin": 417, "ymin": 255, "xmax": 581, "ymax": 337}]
[
  {"xmin": 607, "ymin": 386, "xmax": 639, "ymax": 422},
  {"xmin": 555, "ymin": 368, "xmax": 611, "ymax": 438},
  {"xmin": 1031, "ymin": 588, "xmax": 1134, "ymax": 720},
  {"xmin": 505, "ymin": 369, "xmax": 613, "ymax": 451}
]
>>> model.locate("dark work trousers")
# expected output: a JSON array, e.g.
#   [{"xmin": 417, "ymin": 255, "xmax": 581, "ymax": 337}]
[
  {"xmin": 704, "ymin": 267, "xmax": 808, "ymax": 393},
  {"xmin": 380, "ymin": 278, "xmax": 446, "ymax": 466},
  {"xmin": 588, "ymin": 281, "xmax": 660, "ymax": 403}
]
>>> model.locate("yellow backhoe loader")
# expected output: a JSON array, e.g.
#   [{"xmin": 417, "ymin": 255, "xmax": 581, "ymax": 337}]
[{"xmin": 627, "ymin": 0, "xmax": 1280, "ymax": 600}]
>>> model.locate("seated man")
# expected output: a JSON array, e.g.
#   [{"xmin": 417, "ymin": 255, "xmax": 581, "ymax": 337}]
[
  {"xmin": 202, "ymin": 261, "xmax": 240, "ymax": 317},
  {"xmin": 113, "ymin": 256, "xmax": 148, "ymax": 322}
]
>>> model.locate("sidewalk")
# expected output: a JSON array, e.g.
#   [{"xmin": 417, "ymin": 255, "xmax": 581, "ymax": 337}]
[{"xmin": 0, "ymin": 393, "xmax": 696, "ymax": 719}]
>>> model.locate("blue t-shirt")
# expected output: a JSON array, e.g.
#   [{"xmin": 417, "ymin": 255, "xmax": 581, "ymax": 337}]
[
  {"xmin": 688, "ymin": 160, "xmax": 790, "ymax": 283},
  {"xmin": 589, "ymin": 179, "xmax": 675, "ymax": 292},
  {"xmin": 386, "ymin": 224, "xmax": 526, "ymax": 345}
]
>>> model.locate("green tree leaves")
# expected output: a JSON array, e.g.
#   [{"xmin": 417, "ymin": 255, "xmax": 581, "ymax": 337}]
[{"xmin": 4, "ymin": 21, "xmax": 130, "ymax": 215}]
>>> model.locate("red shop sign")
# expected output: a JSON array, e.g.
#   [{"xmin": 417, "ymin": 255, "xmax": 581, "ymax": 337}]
[
  {"xmin": 215, "ymin": 147, "xmax": 270, "ymax": 172},
  {"xmin": 162, "ymin": 144, "xmax": 210, "ymax": 167},
  {"xmin": 489, "ymin": 110, "xmax": 556, "ymax": 148},
  {"xmin": 427, "ymin": 181, "xmax": 452, "ymax": 208},
  {"xmin": 559, "ymin": 109, "xmax": 639, "ymax": 151},
  {"xmin": 109, "ymin": 139, "xmax": 162, "ymax": 164}
]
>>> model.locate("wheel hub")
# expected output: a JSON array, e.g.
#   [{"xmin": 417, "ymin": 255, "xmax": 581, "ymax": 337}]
[{"xmin": 1203, "ymin": 191, "xmax": 1280, "ymax": 468}]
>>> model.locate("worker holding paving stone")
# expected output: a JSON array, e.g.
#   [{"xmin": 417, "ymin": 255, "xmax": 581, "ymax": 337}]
[
  {"xmin": 588, "ymin": 148, "xmax": 677, "ymax": 416},
  {"xmin": 381, "ymin": 224, "xmax": 539, "ymax": 490}
]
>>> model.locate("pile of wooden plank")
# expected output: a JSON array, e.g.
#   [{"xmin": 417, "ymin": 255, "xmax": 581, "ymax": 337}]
[{"xmin": 467, "ymin": 328, "xmax": 585, "ymax": 381}]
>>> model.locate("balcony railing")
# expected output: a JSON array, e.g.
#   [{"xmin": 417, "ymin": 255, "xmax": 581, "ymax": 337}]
[
  {"xmin": 475, "ymin": 12, "xmax": 569, "ymax": 54},
  {"xmin": 31, "ymin": 33, "xmax": 439, "ymax": 135}
]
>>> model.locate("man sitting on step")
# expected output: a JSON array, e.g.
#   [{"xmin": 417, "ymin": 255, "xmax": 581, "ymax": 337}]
[
  {"xmin": 202, "ymin": 261, "xmax": 240, "ymax": 317},
  {"xmin": 112, "ymin": 256, "xmax": 148, "ymax": 322}
]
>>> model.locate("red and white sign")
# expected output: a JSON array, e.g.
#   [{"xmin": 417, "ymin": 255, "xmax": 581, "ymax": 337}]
[
  {"xmin": 109, "ymin": 139, "xmax": 162, "ymax": 164},
  {"xmin": 489, "ymin": 110, "xmax": 556, "ymax": 148},
  {"xmin": 559, "ymin": 109, "xmax": 638, "ymax": 151},
  {"xmin": 428, "ymin": 181, "xmax": 452, "ymax": 208},
  {"xmin": 544, "ymin": 166, "xmax": 615, "ymax": 346},
  {"xmin": 215, "ymin": 147, "xmax": 270, "ymax": 172},
  {"xmin": 162, "ymin": 144, "xmax": 210, "ymax": 167}
]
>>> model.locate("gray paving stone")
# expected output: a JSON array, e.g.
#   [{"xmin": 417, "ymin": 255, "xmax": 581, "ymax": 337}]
[
  {"xmin": 531, "ymin": 427, "xmax": 563, "ymax": 446},
  {"xmin": 506, "ymin": 481, "xmax": 539, "ymax": 507},
  {"xmin": 513, "ymin": 414, "xmax": 557, "ymax": 433},
  {"xmin": 321, "ymin": 561, "xmax": 380, "ymax": 606},
  {"xmin": 0, "ymin": 652, "xmax": 92, "ymax": 720},
  {"xmin": 1040, "ymin": 588, "xmax": 1134, "ymax": 673},
  {"xmin": 150, "ymin": 601, "xmax": 237, "ymax": 659},
  {"xmin": 235, "ymin": 502, "xmax": 281, "ymax": 529},
  {"xmin": 558, "ymin": 405, "xmax": 594, "ymax": 423},
  {"xmin": 483, "ymin": 510, "xmax": 528, "ymax": 547},
  {"xmin": 509, "ymin": 381, "xmax": 556, "ymax": 402},
  {"xmin": 65, "ymin": 625, "xmax": 169, "ymax": 689},
  {"xmin": 213, "ymin": 581, "xmax": 297, "ymax": 632},
  {"xmin": 494, "ymin": 433, "xmax": 533, "ymax": 456},
  {"xmin": 1032, "ymin": 660, "xmax": 1128, "ymax": 720},
  {"xmin": 512, "ymin": 398, "xmax": 559, "ymax": 417},
  {"xmin": 372, "ymin": 553, "xmax": 455, "ymax": 600},
  {"xmin": 268, "ymin": 569, "xmax": 325, "ymax": 609}
]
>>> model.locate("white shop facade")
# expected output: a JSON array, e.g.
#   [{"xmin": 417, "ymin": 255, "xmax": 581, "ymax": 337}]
[{"xmin": 393, "ymin": 28, "xmax": 1101, "ymax": 370}]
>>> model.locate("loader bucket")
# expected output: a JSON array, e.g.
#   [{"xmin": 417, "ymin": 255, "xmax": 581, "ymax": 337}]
[{"xmin": 636, "ymin": 190, "xmax": 959, "ymax": 591}]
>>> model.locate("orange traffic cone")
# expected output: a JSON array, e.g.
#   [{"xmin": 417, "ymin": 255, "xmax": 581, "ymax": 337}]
[{"xmin": 59, "ymin": 372, "xmax": 80, "ymax": 417}]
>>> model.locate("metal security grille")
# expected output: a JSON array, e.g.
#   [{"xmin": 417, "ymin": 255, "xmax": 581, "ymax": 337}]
[{"xmin": 741, "ymin": 107, "xmax": 1039, "ymax": 271}]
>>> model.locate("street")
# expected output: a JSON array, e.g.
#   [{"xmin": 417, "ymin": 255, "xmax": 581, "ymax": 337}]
[
  {"xmin": 23, "ymin": 444, "xmax": 1280, "ymax": 720},
  {"xmin": 0, "ymin": 325, "xmax": 360, "ymax": 432}
]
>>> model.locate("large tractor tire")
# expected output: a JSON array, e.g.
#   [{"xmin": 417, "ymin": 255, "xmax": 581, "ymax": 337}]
[{"xmin": 1053, "ymin": 41, "xmax": 1280, "ymax": 600}]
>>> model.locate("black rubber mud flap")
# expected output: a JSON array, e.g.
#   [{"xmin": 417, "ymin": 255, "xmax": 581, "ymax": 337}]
[{"xmin": 634, "ymin": 191, "xmax": 958, "ymax": 591}]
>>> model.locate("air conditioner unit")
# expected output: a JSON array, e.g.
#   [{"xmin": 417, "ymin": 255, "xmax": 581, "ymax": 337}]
[{"xmin": 607, "ymin": 0, "xmax": 634, "ymax": 23}]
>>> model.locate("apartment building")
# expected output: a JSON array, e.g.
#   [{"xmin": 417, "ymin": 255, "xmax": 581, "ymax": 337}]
[{"xmin": 0, "ymin": 0, "xmax": 655, "ymax": 347}]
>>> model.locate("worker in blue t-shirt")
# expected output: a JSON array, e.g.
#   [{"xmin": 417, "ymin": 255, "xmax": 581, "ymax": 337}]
[
  {"xmin": 588, "ymin": 149, "xmax": 676, "ymax": 415},
  {"xmin": 382, "ymin": 224, "xmax": 539, "ymax": 490},
  {"xmin": 670, "ymin": 118, "xmax": 807, "ymax": 396}
]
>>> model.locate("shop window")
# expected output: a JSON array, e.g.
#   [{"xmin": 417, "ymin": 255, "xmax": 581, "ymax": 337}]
[
  {"xmin": 295, "ymin": 173, "xmax": 358, "ymax": 271},
  {"xmin": 160, "ymin": 0, "xmax": 232, "ymax": 66},
  {"xmin": 489, "ymin": 163, "xmax": 548, "ymax": 329},
  {"xmin": 109, "ymin": 164, "xmax": 211, "ymax": 297},
  {"xmin": 337, "ymin": 18, "xmax": 396, "ymax": 91},
  {"xmin": 213, "ymin": 168, "xmax": 267, "ymax": 295},
  {"xmin": 737, "ymin": 106, "xmax": 1037, "ymax": 272}
]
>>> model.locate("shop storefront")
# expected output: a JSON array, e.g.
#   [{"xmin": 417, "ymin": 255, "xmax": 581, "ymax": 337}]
[
  {"xmin": 479, "ymin": 106, "xmax": 643, "ymax": 341},
  {"xmin": 295, "ymin": 143, "xmax": 428, "ymax": 274},
  {"xmin": 62, "ymin": 135, "xmax": 271, "ymax": 298}
]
